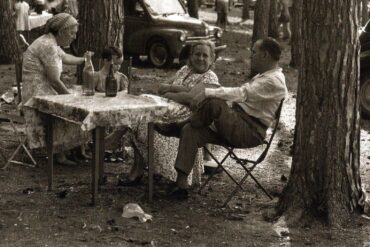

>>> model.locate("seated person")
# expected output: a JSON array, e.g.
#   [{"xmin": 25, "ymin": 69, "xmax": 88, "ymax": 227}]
[
  {"xmin": 108, "ymin": 41, "xmax": 221, "ymax": 186},
  {"xmin": 155, "ymin": 37, "xmax": 288, "ymax": 199},
  {"xmin": 95, "ymin": 46, "xmax": 128, "ymax": 93}
]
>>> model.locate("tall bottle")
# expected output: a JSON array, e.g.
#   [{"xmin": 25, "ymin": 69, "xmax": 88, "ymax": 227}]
[
  {"xmin": 82, "ymin": 51, "xmax": 95, "ymax": 96},
  {"xmin": 105, "ymin": 61, "xmax": 117, "ymax": 97}
]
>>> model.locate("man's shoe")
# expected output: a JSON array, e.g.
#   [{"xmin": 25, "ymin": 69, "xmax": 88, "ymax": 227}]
[
  {"xmin": 154, "ymin": 122, "xmax": 181, "ymax": 137},
  {"xmin": 167, "ymin": 186, "xmax": 188, "ymax": 200}
]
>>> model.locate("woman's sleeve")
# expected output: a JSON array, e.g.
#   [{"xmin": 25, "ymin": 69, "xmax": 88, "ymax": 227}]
[
  {"xmin": 172, "ymin": 65, "xmax": 187, "ymax": 85},
  {"xmin": 203, "ymin": 70, "xmax": 220, "ymax": 86},
  {"xmin": 38, "ymin": 44, "xmax": 65, "ymax": 68}
]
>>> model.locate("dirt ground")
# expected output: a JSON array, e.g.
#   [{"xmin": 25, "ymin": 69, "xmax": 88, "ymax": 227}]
[{"xmin": 1, "ymin": 7, "xmax": 370, "ymax": 247}]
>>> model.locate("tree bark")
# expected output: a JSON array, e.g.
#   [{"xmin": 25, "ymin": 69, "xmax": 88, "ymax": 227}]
[
  {"xmin": 290, "ymin": 0, "xmax": 302, "ymax": 68},
  {"xmin": 268, "ymin": 0, "xmax": 279, "ymax": 38},
  {"xmin": 187, "ymin": 0, "xmax": 199, "ymax": 19},
  {"xmin": 251, "ymin": 0, "xmax": 270, "ymax": 45},
  {"xmin": 76, "ymin": 0, "xmax": 124, "ymax": 83},
  {"xmin": 278, "ymin": 1, "xmax": 364, "ymax": 226},
  {"xmin": 242, "ymin": 0, "xmax": 250, "ymax": 21},
  {"xmin": 361, "ymin": 0, "xmax": 369, "ymax": 25},
  {"xmin": 0, "ymin": 0, "xmax": 22, "ymax": 64}
]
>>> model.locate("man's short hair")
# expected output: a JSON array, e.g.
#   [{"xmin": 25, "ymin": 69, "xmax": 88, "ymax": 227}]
[
  {"xmin": 260, "ymin": 38, "xmax": 281, "ymax": 61},
  {"xmin": 101, "ymin": 46, "xmax": 123, "ymax": 61}
]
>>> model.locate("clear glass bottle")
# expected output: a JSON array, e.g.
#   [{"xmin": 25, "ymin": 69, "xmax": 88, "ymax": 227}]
[
  {"xmin": 105, "ymin": 61, "xmax": 117, "ymax": 97},
  {"xmin": 82, "ymin": 51, "xmax": 95, "ymax": 96}
]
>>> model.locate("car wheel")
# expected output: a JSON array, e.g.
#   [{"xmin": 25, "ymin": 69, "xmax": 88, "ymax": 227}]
[
  {"xmin": 360, "ymin": 73, "xmax": 370, "ymax": 118},
  {"xmin": 148, "ymin": 40, "xmax": 173, "ymax": 68}
]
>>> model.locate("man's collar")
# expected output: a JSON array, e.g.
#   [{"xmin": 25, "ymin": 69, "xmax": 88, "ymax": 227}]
[{"xmin": 252, "ymin": 67, "xmax": 282, "ymax": 79}]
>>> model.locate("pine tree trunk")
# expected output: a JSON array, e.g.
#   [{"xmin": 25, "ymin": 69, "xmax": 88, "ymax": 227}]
[
  {"xmin": 268, "ymin": 0, "xmax": 279, "ymax": 38},
  {"xmin": 290, "ymin": 0, "xmax": 302, "ymax": 68},
  {"xmin": 278, "ymin": 1, "xmax": 363, "ymax": 226},
  {"xmin": 187, "ymin": 0, "xmax": 199, "ymax": 19},
  {"xmin": 76, "ymin": 0, "xmax": 124, "ymax": 83},
  {"xmin": 0, "ymin": 0, "xmax": 22, "ymax": 64},
  {"xmin": 362, "ymin": 0, "xmax": 369, "ymax": 25},
  {"xmin": 242, "ymin": 0, "xmax": 250, "ymax": 21},
  {"xmin": 251, "ymin": 0, "xmax": 270, "ymax": 45}
]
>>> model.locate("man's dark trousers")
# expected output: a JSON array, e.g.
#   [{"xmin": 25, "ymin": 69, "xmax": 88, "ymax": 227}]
[{"xmin": 174, "ymin": 99, "xmax": 264, "ymax": 175}]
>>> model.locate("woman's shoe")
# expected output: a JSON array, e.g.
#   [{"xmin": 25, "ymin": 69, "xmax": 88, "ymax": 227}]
[{"xmin": 117, "ymin": 175, "xmax": 143, "ymax": 186}]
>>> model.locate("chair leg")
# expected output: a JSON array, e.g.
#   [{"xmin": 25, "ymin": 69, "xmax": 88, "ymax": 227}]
[
  {"xmin": 1, "ymin": 139, "xmax": 37, "ymax": 170},
  {"xmin": 198, "ymin": 147, "xmax": 245, "ymax": 194},
  {"xmin": 229, "ymin": 150, "xmax": 273, "ymax": 200}
]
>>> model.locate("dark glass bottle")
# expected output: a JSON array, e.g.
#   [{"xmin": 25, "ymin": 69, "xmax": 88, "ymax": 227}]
[{"xmin": 105, "ymin": 62, "xmax": 117, "ymax": 97}]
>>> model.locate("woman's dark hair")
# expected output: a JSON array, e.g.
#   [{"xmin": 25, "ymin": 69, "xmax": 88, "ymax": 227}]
[
  {"xmin": 260, "ymin": 37, "xmax": 281, "ymax": 61},
  {"xmin": 101, "ymin": 46, "xmax": 123, "ymax": 61}
]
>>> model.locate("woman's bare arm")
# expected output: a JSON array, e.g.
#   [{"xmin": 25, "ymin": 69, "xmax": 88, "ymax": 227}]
[
  {"xmin": 45, "ymin": 66, "xmax": 70, "ymax": 94},
  {"xmin": 62, "ymin": 53, "xmax": 85, "ymax": 65}
]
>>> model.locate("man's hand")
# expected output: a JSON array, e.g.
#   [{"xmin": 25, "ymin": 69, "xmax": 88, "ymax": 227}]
[
  {"xmin": 191, "ymin": 88, "xmax": 207, "ymax": 110},
  {"xmin": 158, "ymin": 84, "xmax": 172, "ymax": 95}
]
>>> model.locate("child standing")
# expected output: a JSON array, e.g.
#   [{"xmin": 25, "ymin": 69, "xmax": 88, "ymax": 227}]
[{"xmin": 95, "ymin": 46, "xmax": 129, "ymax": 93}]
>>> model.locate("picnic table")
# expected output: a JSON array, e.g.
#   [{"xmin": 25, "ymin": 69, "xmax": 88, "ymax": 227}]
[{"xmin": 24, "ymin": 89, "xmax": 169, "ymax": 205}]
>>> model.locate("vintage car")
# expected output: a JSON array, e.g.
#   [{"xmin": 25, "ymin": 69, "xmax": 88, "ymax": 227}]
[
  {"xmin": 359, "ymin": 19, "xmax": 370, "ymax": 118},
  {"xmin": 123, "ymin": 0, "xmax": 226, "ymax": 68}
]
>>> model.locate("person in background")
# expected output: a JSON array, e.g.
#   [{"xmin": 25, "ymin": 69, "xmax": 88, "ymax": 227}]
[
  {"xmin": 278, "ymin": 0, "xmax": 293, "ymax": 40},
  {"xmin": 22, "ymin": 13, "xmax": 89, "ymax": 165},
  {"xmin": 14, "ymin": 0, "xmax": 30, "ymax": 36},
  {"xmin": 94, "ymin": 46, "xmax": 128, "ymax": 93},
  {"xmin": 215, "ymin": 0, "xmax": 229, "ymax": 30}
]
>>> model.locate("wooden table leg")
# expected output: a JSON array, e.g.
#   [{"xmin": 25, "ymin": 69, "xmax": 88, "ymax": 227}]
[
  {"xmin": 92, "ymin": 127, "xmax": 103, "ymax": 205},
  {"xmin": 147, "ymin": 122, "xmax": 154, "ymax": 202},
  {"xmin": 46, "ymin": 117, "xmax": 54, "ymax": 192},
  {"xmin": 98, "ymin": 127, "xmax": 105, "ymax": 185}
]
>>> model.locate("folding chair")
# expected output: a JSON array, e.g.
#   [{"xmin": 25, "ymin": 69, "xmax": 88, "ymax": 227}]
[
  {"xmin": 198, "ymin": 99, "xmax": 284, "ymax": 207},
  {"xmin": 0, "ymin": 112, "xmax": 37, "ymax": 169}
]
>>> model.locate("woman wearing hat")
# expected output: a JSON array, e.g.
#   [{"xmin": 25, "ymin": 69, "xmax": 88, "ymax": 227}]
[{"xmin": 22, "ymin": 13, "xmax": 88, "ymax": 165}]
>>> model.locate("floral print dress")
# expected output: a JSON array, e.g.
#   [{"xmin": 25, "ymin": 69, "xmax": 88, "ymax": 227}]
[
  {"xmin": 137, "ymin": 65, "xmax": 219, "ymax": 186},
  {"xmin": 22, "ymin": 33, "xmax": 89, "ymax": 152}
]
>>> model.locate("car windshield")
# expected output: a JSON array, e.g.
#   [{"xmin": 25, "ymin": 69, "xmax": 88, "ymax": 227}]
[{"xmin": 144, "ymin": 0, "xmax": 186, "ymax": 16}]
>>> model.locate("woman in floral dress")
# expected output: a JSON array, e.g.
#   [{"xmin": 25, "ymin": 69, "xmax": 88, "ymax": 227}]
[
  {"xmin": 116, "ymin": 40, "xmax": 220, "ymax": 186},
  {"xmin": 22, "ymin": 13, "xmax": 88, "ymax": 165}
]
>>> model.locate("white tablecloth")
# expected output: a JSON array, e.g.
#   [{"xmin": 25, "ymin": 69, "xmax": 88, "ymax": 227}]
[{"xmin": 28, "ymin": 12, "xmax": 53, "ymax": 30}]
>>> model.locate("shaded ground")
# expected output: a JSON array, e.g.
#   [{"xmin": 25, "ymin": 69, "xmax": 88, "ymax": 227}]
[{"xmin": 1, "ymin": 7, "xmax": 370, "ymax": 247}]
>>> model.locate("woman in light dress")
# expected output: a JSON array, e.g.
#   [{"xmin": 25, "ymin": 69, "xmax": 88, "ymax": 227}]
[{"xmin": 112, "ymin": 40, "xmax": 220, "ymax": 187}]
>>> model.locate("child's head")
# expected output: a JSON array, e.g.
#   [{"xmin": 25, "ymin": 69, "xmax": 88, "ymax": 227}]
[{"xmin": 101, "ymin": 46, "xmax": 123, "ymax": 72}]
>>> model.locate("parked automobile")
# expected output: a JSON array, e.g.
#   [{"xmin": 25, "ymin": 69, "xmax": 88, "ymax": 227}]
[
  {"xmin": 123, "ymin": 0, "xmax": 226, "ymax": 68},
  {"xmin": 359, "ymin": 19, "xmax": 370, "ymax": 117}
]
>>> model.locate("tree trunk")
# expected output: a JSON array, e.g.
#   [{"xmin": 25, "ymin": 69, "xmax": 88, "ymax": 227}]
[
  {"xmin": 187, "ymin": 0, "xmax": 199, "ymax": 19},
  {"xmin": 268, "ymin": 0, "xmax": 279, "ymax": 38},
  {"xmin": 0, "ymin": 0, "xmax": 22, "ymax": 64},
  {"xmin": 278, "ymin": 1, "xmax": 364, "ymax": 226},
  {"xmin": 242, "ymin": 0, "xmax": 250, "ymax": 20},
  {"xmin": 76, "ymin": 0, "xmax": 124, "ymax": 83},
  {"xmin": 251, "ymin": 0, "xmax": 270, "ymax": 45},
  {"xmin": 290, "ymin": 0, "xmax": 302, "ymax": 68},
  {"xmin": 362, "ymin": 0, "xmax": 369, "ymax": 25}
]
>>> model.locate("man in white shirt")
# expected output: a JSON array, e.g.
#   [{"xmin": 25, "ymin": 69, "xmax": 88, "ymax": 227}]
[{"xmin": 156, "ymin": 37, "xmax": 288, "ymax": 199}]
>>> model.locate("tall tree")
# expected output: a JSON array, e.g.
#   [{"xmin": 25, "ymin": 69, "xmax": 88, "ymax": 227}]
[
  {"xmin": 241, "ymin": 0, "xmax": 250, "ymax": 21},
  {"xmin": 77, "ymin": 0, "xmax": 124, "ymax": 75},
  {"xmin": 290, "ymin": 0, "xmax": 303, "ymax": 68},
  {"xmin": 362, "ymin": 0, "xmax": 369, "ymax": 25},
  {"xmin": 0, "ymin": 0, "xmax": 22, "ymax": 65},
  {"xmin": 251, "ymin": 0, "xmax": 270, "ymax": 45},
  {"xmin": 268, "ymin": 0, "xmax": 279, "ymax": 38},
  {"xmin": 278, "ymin": 1, "xmax": 364, "ymax": 225},
  {"xmin": 187, "ymin": 0, "xmax": 199, "ymax": 19}
]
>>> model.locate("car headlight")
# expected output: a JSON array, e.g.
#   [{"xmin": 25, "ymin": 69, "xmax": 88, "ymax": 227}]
[
  {"xmin": 216, "ymin": 29, "xmax": 223, "ymax": 38},
  {"xmin": 179, "ymin": 33, "xmax": 186, "ymax": 42}
]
